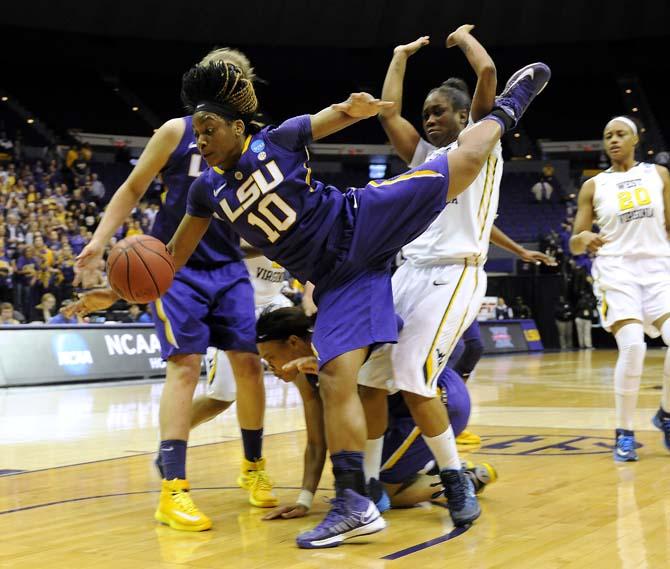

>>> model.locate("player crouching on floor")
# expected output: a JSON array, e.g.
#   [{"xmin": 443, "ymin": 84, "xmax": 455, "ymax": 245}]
[{"xmin": 255, "ymin": 307, "xmax": 497, "ymax": 520}]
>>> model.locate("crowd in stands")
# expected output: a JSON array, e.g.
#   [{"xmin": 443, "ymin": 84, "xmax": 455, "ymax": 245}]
[{"xmin": 0, "ymin": 136, "xmax": 161, "ymax": 325}]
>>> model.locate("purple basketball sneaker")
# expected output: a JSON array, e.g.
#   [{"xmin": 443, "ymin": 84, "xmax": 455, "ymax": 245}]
[
  {"xmin": 296, "ymin": 489, "xmax": 386, "ymax": 549},
  {"xmin": 493, "ymin": 62, "xmax": 551, "ymax": 130}
]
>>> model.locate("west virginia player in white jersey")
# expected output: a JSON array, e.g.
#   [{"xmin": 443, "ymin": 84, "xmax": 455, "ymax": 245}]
[
  {"xmin": 205, "ymin": 251, "xmax": 292, "ymax": 402},
  {"xmin": 358, "ymin": 25, "xmax": 552, "ymax": 527},
  {"xmin": 570, "ymin": 115, "xmax": 670, "ymax": 461}
]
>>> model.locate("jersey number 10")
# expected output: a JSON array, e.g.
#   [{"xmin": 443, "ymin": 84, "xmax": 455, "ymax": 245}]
[{"xmin": 618, "ymin": 187, "xmax": 651, "ymax": 211}]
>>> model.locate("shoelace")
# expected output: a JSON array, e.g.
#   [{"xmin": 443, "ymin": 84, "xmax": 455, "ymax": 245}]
[
  {"xmin": 311, "ymin": 496, "xmax": 346, "ymax": 529},
  {"xmin": 618, "ymin": 436, "xmax": 635, "ymax": 453},
  {"xmin": 431, "ymin": 475, "xmax": 467, "ymax": 510},
  {"xmin": 252, "ymin": 470, "xmax": 274, "ymax": 492},
  {"xmin": 659, "ymin": 418, "xmax": 670, "ymax": 435},
  {"xmin": 172, "ymin": 490, "xmax": 199, "ymax": 515}
]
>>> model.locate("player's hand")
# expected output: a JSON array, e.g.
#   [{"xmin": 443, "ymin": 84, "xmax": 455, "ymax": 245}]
[
  {"xmin": 331, "ymin": 93, "xmax": 394, "ymax": 118},
  {"xmin": 75, "ymin": 240, "xmax": 105, "ymax": 288},
  {"xmin": 283, "ymin": 356, "xmax": 318, "ymax": 376},
  {"xmin": 578, "ymin": 231, "xmax": 607, "ymax": 253},
  {"xmin": 62, "ymin": 288, "xmax": 120, "ymax": 317},
  {"xmin": 262, "ymin": 504, "xmax": 309, "ymax": 520},
  {"xmin": 393, "ymin": 36, "xmax": 430, "ymax": 57},
  {"xmin": 519, "ymin": 249, "xmax": 558, "ymax": 266},
  {"xmin": 446, "ymin": 24, "xmax": 475, "ymax": 48}
]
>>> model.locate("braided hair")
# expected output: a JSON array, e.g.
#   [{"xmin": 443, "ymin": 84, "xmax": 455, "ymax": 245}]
[
  {"xmin": 427, "ymin": 77, "xmax": 471, "ymax": 113},
  {"xmin": 199, "ymin": 47, "xmax": 257, "ymax": 83},
  {"xmin": 181, "ymin": 61, "xmax": 259, "ymax": 125}
]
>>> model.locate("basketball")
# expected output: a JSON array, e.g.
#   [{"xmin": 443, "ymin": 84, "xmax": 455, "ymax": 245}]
[{"xmin": 106, "ymin": 235, "xmax": 175, "ymax": 303}]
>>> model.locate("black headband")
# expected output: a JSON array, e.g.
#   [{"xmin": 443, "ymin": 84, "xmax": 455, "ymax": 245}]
[
  {"xmin": 256, "ymin": 324, "xmax": 313, "ymax": 344},
  {"xmin": 194, "ymin": 101, "xmax": 245, "ymax": 121}
]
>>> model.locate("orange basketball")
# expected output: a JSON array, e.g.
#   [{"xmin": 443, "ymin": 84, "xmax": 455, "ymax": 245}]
[{"xmin": 106, "ymin": 235, "xmax": 175, "ymax": 303}]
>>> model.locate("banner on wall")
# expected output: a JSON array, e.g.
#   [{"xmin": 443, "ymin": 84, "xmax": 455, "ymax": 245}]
[
  {"xmin": 0, "ymin": 325, "xmax": 184, "ymax": 386},
  {"xmin": 479, "ymin": 319, "xmax": 544, "ymax": 354}
]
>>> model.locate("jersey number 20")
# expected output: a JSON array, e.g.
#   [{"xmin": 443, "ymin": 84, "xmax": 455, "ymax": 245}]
[{"xmin": 617, "ymin": 187, "xmax": 651, "ymax": 211}]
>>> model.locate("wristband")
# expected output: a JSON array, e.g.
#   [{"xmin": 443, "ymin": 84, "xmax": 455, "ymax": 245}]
[{"xmin": 296, "ymin": 489, "xmax": 314, "ymax": 510}]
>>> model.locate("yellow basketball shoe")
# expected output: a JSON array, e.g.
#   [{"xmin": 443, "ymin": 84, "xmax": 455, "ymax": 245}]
[
  {"xmin": 237, "ymin": 457, "xmax": 279, "ymax": 508},
  {"xmin": 456, "ymin": 430, "xmax": 482, "ymax": 446},
  {"xmin": 154, "ymin": 479, "xmax": 212, "ymax": 532}
]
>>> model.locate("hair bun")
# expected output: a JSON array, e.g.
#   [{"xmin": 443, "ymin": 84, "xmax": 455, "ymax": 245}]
[{"xmin": 442, "ymin": 77, "xmax": 470, "ymax": 96}]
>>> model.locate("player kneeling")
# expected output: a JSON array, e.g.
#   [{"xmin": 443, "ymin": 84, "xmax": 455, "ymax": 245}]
[{"xmin": 255, "ymin": 307, "xmax": 497, "ymax": 523}]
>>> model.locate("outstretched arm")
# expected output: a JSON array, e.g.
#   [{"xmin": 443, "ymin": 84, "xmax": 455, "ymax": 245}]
[
  {"xmin": 446, "ymin": 24, "xmax": 496, "ymax": 121},
  {"xmin": 309, "ymin": 93, "xmax": 394, "ymax": 141},
  {"xmin": 490, "ymin": 225, "xmax": 557, "ymax": 265},
  {"xmin": 569, "ymin": 179, "xmax": 606, "ymax": 254},
  {"xmin": 75, "ymin": 119, "xmax": 184, "ymax": 280},
  {"xmin": 378, "ymin": 36, "xmax": 430, "ymax": 164}
]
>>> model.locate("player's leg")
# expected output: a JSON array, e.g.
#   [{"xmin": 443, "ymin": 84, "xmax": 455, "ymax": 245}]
[
  {"xmin": 452, "ymin": 321, "xmax": 484, "ymax": 445},
  {"xmin": 208, "ymin": 262, "xmax": 278, "ymax": 506},
  {"xmin": 152, "ymin": 274, "xmax": 213, "ymax": 531},
  {"xmin": 392, "ymin": 263, "xmax": 484, "ymax": 526},
  {"xmin": 191, "ymin": 348, "xmax": 235, "ymax": 428}
]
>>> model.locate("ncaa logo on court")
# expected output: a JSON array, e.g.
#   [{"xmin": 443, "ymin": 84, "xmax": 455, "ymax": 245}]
[{"xmin": 476, "ymin": 434, "xmax": 642, "ymax": 456}]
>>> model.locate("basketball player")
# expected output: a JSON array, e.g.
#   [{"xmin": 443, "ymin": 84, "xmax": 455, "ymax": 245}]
[
  {"xmin": 70, "ymin": 49, "xmax": 279, "ymax": 531},
  {"xmin": 170, "ymin": 53, "xmax": 549, "ymax": 548},
  {"xmin": 357, "ymin": 25, "xmax": 552, "ymax": 515},
  {"xmin": 252, "ymin": 308, "xmax": 497, "ymax": 520},
  {"xmin": 570, "ymin": 116, "xmax": 670, "ymax": 461}
]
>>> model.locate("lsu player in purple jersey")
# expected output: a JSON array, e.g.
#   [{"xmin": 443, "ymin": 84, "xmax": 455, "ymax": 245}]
[
  {"xmin": 70, "ymin": 49, "xmax": 280, "ymax": 531},
  {"xmin": 252, "ymin": 308, "xmax": 497, "ymax": 521},
  {"xmin": 170, "ymin": 55, "xmax": 549, "ymax": 548}
]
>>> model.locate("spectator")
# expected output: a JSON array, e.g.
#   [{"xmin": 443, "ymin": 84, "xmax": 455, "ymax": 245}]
[
  {"xmin": 14, "ymin": 244, "xmax": 41, "ymax": 316},
  {"xmin": 125, "ymin": 219, "xmax": 144, "ymax": 237},
  {"xmin": 0, "ymin": 260, "xmax": 13, "ymax": 302},
  {"xmin": 80, "ymin": 143, "xmax": 93, "ymax": 162},
  {"xmin": 0, "ymin": 132, "xmax": 14, "ymax": 160},
  {"xmin": 48, "ymin": 299, "xmax": 87, "ymax": 324},
  {"xmin": 89, "ymin": 173, "xmax": 106, "ymax": 203},
  {"xmin": 512, "ymin": 296, "xmax": 532, "ymax": 319},
  {"xmin": 0, "ymin": 302, "xmax": 20, "ymax": 325},
  {"xmin": 123, "ymin": 303, "xmax": 152, "ymax": 323},
  {"xmin": 495, "ymin": 297, "xmax": 513, "ymax": 320},
  {"xmin": 531, "ymin": 176, "xmax": 554, "ymax": 202},
  {"xmin": 575, "ymin": 293, "xmax": 596, "ymax": 350},
  {"xmin": 554, "ymin": 296, "xmax": 575, "ymax": 350},
  {"xmin": 65, "ymin": 144, "xmax": 80, "ymax": 170},
  {"xmin": 31, "ymin": 292, "xmax": 57, "ymax": 323}
]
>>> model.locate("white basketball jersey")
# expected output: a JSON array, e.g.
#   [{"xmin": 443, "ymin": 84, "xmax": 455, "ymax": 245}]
[
  {"xmin": 245, "ymin": 256, "xmax": 287, "ymax": 306},
  {"xmin": 592, "ymin": 162, "xmax": 670, "ymax": 257},
  {"xmin": 402, "ymin": 132, "xmax": 503, "ymax": 265}
]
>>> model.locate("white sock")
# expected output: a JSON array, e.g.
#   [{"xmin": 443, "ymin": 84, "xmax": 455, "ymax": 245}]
[
  {"xmin": 364, "ymin": 436, "xmax": 384, "ymax": 482},
  {"xmin": 660, "ymin": 320, "xmax": 670, "ymax": 413},
  {"xmin": 614, "ymin": 323, "xmax": 646, "ymax": 431},
  {"xmin": 422, "ymin": 425, "xmax": 461, "ymax": 471}
]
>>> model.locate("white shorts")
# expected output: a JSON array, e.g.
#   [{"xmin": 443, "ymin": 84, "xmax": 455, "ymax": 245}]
[
  {"xmin": 358, "ymin": 261, "xmax": 486, "ymax": 398},
  {"xmin": 592, "ymin": 256, "xmax": 670, "ymax": 338},
  {"xmin": 207, "ymin": 295, "xmax": 293, "ymax": 401}
]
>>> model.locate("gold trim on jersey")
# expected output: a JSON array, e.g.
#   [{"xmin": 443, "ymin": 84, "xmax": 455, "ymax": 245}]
[
  {"xmin": 207, "ymin": 349, "xmax": 218, "ymax": 386},
  {"xmin": 477, "ymin": 155, "xmax": 498, "ymax": 241},
  {"xmin": 380, "ymin": 427, "xmax": 421, "ymax": 472},
  {"xmin": 423, "ymin": 261, "xmax": 470, "ymax": 384},
  {"xmin": 155, "ymin": 298, "xmax": 179, "ymax": 348},
  {"xmin": 369, "ymin": 169, "xmax": 443, "ymax": 187}
]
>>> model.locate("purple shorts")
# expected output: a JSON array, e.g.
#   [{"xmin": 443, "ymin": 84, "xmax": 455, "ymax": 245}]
[
  {"xmin": 151, "ymin": 262, "xmax": 257, "ymax": 359},
  {"xmin": 312, "ymin": 155, "xmax": 450, "ymax": 367},
  {"xmin": 380, "ymin": 367, "xmax": 470, "ymax": 484}
]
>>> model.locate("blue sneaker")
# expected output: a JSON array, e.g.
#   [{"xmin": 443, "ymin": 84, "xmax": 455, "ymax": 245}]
[
  {"xmin": 367, "ymin": 478, "xmax": 391, "ymax": 513},
  {"xmin": 493, "ymin": 62, "xmax": 551, "ymax": 130},
  {"xmin": 437, "ymin": 469, "xmax": 481, "ymax": 527},
  {"xmin": 652, "ymin": 408, "xmax": 670, "ymax": 451},
  {"xmin": 296, "ymin": 489, "xmax": 386, "ymax": 549},
  {"xmin": 614, "ymin": 429, "xmax": 639, "ymax": 462}
]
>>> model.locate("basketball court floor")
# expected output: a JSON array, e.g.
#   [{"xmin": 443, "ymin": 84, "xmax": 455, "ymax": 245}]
[{"xmin": 2, "ymin": 349, "xmax": 670, "ymax": 568}]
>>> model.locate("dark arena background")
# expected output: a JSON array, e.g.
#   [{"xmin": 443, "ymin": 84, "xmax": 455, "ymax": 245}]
[{"xmin": 2, "ymin": 2, "xmax": 670, "ymax": 568}]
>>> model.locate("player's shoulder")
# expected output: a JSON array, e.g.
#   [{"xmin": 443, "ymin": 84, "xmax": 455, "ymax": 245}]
[
  {"xmin": 157, "ymin": 117, "xmax": 187, "ymax": 141},
  {"xmin": 652, "ymin": 163, "xmax": 670, "ymax": 181}
]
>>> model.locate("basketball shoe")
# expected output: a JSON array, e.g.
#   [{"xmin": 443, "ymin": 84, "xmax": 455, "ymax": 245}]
[
  {"xmin": 237, "ymin": 457, "xmax": 279, "ymax": 508},
  {"xmin": 296, "ymin": 489, "xmax": 386, "ymax": 549},
  {"xmin": 652, "ymin": 407, "xmax": 670, "ymax": 451},
  {"xmin": 436, "ymin": 469, "xmax": 481, "ymax": 527},
  {"xmin": 456, "ymin": 430, "xmax": 481, "ymax": 446},
  {"xmin": 154, "ymin": 479, "xmax": 212, "ymax": 532},
  {"xmin": 492, "ymin": 62, "xmax": 551, "ymax": 131},
  {"xmin": 464, "ymin": 462, "xmax": 498, "ymax": 495},
  {"xmin": 614, "ymin": 429, "xmax": 639, "ymax": 462},
  {"xmin": 367, "ymin": 477, "xmax": 391, "ymax": 513}
]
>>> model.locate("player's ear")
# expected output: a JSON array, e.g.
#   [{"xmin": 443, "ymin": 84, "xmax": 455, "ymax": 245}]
[{"xmin": 233, "ymin": 119, "xmax": 245, "ymax": 137}]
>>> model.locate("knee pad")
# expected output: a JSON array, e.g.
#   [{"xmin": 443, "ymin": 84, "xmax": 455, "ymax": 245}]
[{"xmin": 613, "ymin": 324, "xmax": 646, "ymax": 395}]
